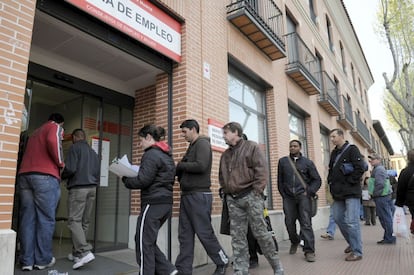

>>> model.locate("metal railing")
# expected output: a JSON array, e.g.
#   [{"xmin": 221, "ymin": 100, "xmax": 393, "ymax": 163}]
[
  {"xmin": 355, "ymin": 113, "xmax": 370, "ymax": 143},
  {"xmin": 227, "ymin": 0, "xmax": 284, "ymax": 46},
  {"xmin": 320, "ymin": 71, "xmax": 340, "ymax": 110},
  {"xmin": 342, "ymin": 96, "xmax": 354, "ymax": 125},
  {"xmin": 285, "ymin": 32, "xmax": 321, "ymax": 88}
]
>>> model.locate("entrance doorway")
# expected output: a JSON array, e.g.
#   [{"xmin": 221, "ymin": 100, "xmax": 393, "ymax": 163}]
[{"xmin": 20, "ymin": 77, "xmax": 132, "ymax": 257}]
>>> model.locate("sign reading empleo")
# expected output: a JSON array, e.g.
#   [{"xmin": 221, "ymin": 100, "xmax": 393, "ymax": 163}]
[{"xmin": 66, "ymin": 0, "xmax": 181, "ymax": 62}]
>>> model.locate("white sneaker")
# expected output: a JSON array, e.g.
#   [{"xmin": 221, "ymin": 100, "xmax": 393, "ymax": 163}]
[
  {"xmin": 170, "ymin": 270, "xmax": 178, "ymax": 275},
  {"xmin": 34, "ymin": 257, "xmax": 56, "ymax": 270},
  {"xmin": 21, "ymin": 265, "xmax": 33, "ymax": 271},
  {"xmin": 68, "ymin": 253, "xmax": 80, "ymax": 262},
  {"xmin": 73, "ymin": 252, "xmax": 95, "ymax": 269}
]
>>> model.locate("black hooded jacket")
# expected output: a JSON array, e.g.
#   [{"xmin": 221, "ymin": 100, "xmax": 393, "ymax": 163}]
[{"xmin": 123, "ymin": 141, "xmax": 175, "ymax": 205}]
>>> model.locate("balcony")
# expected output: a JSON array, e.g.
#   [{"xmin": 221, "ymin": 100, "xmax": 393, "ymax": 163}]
[
  {"xmin": 337, "ymin": 96, "xmax": 354, "ymax": 130},
  {"xmin": 227, "ymin": 0, "xmax": 286, "ymax": 60},
  {"xmin": 351, "ymin": 113, "xmax": 371, "ymax": 147},
  {"xmin": 285, "ymin": 32, "xmax": 321, "ymax": 95},
  {"xmin": 318, "ymin": 71, "xmax": 340, "ymax": 115}
]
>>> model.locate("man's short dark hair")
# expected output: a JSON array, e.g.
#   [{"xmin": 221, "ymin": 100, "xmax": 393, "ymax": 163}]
[
  {"xmin": 330, "ymin": 128, "xmax": 344, "ymax": 136},
  {"xmin": 72, "ymin": 128, "xmax": 86, "ymax": 140},
  {"xmin": 222, "ymin": 122, "xmax": 243, "ymax": 137},
  {"xmin": 48, "ymin": 113, "xmax": 64, "ymax": 123},
  {"xmin": 180, "ymin": 119, "xmax": 199, "ymax": 133},
  {"xmin": 290, "ymin": 139, "xmax": 302, "ymax": 147}
]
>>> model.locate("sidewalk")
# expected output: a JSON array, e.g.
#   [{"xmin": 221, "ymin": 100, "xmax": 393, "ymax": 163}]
[
  {"xmin": 192, "ymin": 218, "xmax": 413, "ymax": 275},
  {"xmin": 14, "ymin": 217, "xmax": 413, "ymax": 274}
]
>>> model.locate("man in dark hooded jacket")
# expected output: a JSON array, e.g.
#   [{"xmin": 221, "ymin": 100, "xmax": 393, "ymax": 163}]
[{"xmin": 175, "ymin": 119, "xmax": 229, "ymax": 275}]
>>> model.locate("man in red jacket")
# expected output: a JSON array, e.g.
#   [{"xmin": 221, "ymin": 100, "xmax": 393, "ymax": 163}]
[{"xmin": 17, "ymin": 113, "xmax": 65, "ymax": 271}]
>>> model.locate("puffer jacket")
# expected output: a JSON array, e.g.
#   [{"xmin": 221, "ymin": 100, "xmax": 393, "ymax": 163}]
[
  {"xmin": 123, "ymin": 141, "xmax": 175, "ymax": 205},
  {"xmin": 327, "ymin": 142, "xmax": 364, "ymax": 200},
  {"xmin": 219, "ymin": 139, "xmax": 267, "ymax": 195}
]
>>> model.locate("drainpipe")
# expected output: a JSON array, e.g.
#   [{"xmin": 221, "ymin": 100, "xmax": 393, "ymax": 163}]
[{"xmin": 167, "ymin": 69, "xmax": 173, "ymax": 260}]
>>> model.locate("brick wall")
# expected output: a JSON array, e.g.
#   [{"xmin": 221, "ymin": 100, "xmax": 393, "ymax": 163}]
[{"xmin": 0, "ymin": 1, "xmax": 36, "ymax": 229}]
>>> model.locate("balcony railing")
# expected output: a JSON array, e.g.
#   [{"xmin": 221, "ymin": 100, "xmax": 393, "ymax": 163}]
[
  {"xmin": 352, "ymin": 113, "xmax": 371, "ymax": 145},
  {"xmin": 227, "ymin": 0, "xmax": 286, "ymax": 60},
  {"xmin": 337, "ymin": 95, "xmax": 353, "ymax": 129},
  {"xmin": 318, "ymin": 71, "xmax": 340, "ymax": 115},
  {"xmin": 285, "ymin": 32, "xmax": 321, "ymax": 95}
]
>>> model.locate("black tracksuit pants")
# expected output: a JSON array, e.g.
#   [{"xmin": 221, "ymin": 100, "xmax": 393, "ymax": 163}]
[
  {"xmin": 136, "ymin": 203, "xmax": 175, "ymax": 275},
  {"xmin": 175, "ymin": 192, "xmax": 228, "ymax": 275}
]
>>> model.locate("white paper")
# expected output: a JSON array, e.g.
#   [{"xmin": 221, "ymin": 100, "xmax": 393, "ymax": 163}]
[
  {"xmin": 362, "ymin": 190, "xmax": 370, "ymax": 200},
  {"xmin": 109, "ymin": 154, "xmax": 139, "ymax": 177}
]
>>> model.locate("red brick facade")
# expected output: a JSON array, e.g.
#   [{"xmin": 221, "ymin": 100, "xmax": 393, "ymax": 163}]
[{"xmin": 0, "ymin": 0, "xmax": 36, "ymax": 229}]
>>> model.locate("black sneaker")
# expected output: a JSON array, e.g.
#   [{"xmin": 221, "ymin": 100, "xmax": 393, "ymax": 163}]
[
  {"xmin": 213, "ymin": 264, "xmax": 227, "ymax": 275},
  {"xmin": 289, "ymin": 243, "xmax": 299, "ymax": 254},
  {"xmin": 249, "ymin": 259, "xmax": 259, "ymax": 269}
]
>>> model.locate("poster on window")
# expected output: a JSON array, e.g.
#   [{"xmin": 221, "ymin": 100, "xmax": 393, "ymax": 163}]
[{"xmin": 91, "ymin": 137, "xmax": 110, "ymax": 187}]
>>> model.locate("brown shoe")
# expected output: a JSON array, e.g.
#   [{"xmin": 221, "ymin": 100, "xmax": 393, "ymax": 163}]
[
  {"xmin": 344, "ymin": 246, "xmax": 352, "ymax": 253},
  {"xmin": 345, "ymin": 253, "xmax": 362, "ymax": 261},
  {"xmin": 320, "ymin": 233, "xmax": 334, "ymax": 240}
]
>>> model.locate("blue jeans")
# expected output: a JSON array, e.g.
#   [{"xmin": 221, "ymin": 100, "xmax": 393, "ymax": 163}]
[
  {"xmin": 326, "ymin": 206, "xmax": 336, "ymax": 236},
  {"xmin": 332, "ymin": 198, "xmax": 363, "ymax": 256},
  {"xmin": 374, "ymin": 195, "xmax": 395, "ymax": 242},
  {"xmin": 18, "ymin": 174, "xmax": 61, "ymax": 266}
]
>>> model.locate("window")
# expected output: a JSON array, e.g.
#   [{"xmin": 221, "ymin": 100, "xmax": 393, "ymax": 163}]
[
  {"xmin": 228, "ymin": 72, "xmax": 266, "ymax": 145},
  {"xmin": 289, "ymin": 109, "xmax": 307, "ymax": 156},
  {"xmin": 351, "ymin": 63, "xmax": 356, "ymax": 90},
  {"xmin": 320, "ymin": 126, "xmax": 331, "ymax": 179},
  {"xmin": 326, "ymin": 16, "xmax": 334, "ymax": 52},
  {"xmin": 340, "ymin": 41, "xmax": 346, "ymax": 74},
  {"xmin": 309, "ymin": 0, "xmax": 317, "ymax": 23}
]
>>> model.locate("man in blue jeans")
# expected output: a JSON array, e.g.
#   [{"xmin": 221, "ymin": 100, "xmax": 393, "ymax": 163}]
[
  {"xmin": 368, "ymin": 153, "xmax": 395, "ymax": 244},
  {"xmin": 328, "ymin": 128, "xmax": 365, "ymax": 261},
  {"xmin": 17, "ymin": 113, "xmax": 65, "ymax": 271}
]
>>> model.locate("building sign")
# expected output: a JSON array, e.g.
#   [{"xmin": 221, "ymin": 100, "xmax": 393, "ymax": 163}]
[
  {"xmin": 66, "ymin": 0, "xmax": 181, "ymax": 62},
  {"xmin": 208, "ymin": 118, "xmax": 227, "ymax": 152}
]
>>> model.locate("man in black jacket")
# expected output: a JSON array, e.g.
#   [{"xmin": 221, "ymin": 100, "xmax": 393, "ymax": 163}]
[
  {"xmin": 62, "ymin": 129, "xmax": 100, "ymax": 269},
  {"xmin": 277, "ymin": 140, "xmax": 321, "ymax": 262},
  {"xmin": 175, "ymin": 119, "xmax": 228, "ymax": 275},
  {"xmin": 328, "ymin": 128, "xmax": 364, "ymax": 261}
]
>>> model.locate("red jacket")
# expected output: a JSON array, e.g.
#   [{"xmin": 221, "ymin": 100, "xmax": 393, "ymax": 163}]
[{"xmin": 19, "ymin": 120, "xmax": 65, "ymax": 179}]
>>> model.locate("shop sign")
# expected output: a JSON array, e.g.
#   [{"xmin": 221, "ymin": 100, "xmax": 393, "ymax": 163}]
[{"xmin": 66, "ymin": 0, "xmax": 181, "ymax": 62}]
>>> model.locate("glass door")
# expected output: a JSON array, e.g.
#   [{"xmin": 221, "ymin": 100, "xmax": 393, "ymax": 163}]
[{"xmin": 22, "ymin": 78, "xmax": 131, "ymax": 254}]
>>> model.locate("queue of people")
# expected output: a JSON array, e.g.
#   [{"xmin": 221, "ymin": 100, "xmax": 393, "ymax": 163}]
[{"xmin": 16, "ymin": 115, "xmax": 412, "ymax": 274}]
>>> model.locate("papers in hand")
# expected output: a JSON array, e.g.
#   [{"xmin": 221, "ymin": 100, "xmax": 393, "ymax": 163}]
[{"xmin": 109, "ymin": 154, "xmax": 139, "ymax": 177}]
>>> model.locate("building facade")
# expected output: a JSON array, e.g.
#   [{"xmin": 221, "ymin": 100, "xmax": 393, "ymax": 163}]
[{"xmin": 0, "ymin": 0, "xmax": 394, "ymax": 272}]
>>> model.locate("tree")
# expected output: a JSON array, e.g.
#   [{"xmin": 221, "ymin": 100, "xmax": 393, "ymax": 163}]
[{"xmin": 379, "ymin": 0, "xmax": 414, "ymax": 151}]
